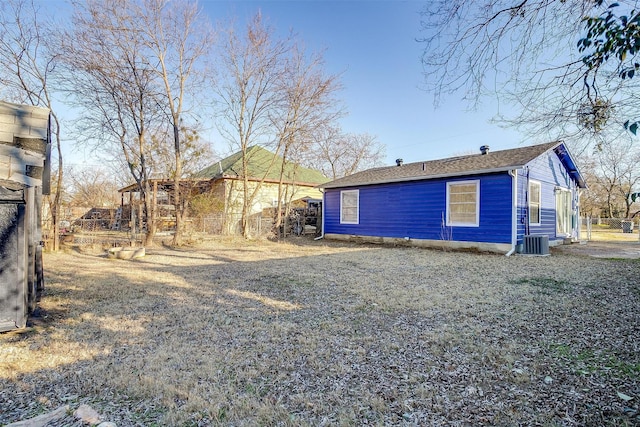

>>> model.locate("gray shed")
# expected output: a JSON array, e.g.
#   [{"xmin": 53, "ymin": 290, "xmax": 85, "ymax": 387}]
[{"xmin": 0, "ymin": 100, "xmax": 50, "ymax": 332}]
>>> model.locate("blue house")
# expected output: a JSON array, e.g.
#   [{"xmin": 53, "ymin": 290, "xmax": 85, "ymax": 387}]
[{"xmin": 319, "ymin": 142, "xmax": 586, "ymax": 254}]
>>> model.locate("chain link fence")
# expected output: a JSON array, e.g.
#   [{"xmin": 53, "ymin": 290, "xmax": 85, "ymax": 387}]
[
  {"xmin": 45, "ymin": 211, "xmax": 276, "ymax": 236},
  {"xmin": 194, "ymin": 214, "xmax": 275, "ymax": 237},
  {"xmin": 581, "ymin": 217, "xmax": 640, "ymax": 242},
  {"xmin": 42, "ymin": 209, "xmax": 312, "ymax": 249}
]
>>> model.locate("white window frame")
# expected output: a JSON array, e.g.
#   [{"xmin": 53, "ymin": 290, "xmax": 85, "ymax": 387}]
[
  {"xmin": 446, "ymin": 180, "xmax": 480, "ymax": 227},
  {"xmin": 529, "ymin": 180, "xmax": 541, "ymax": 226},
  {"xmin": 340, "ymin": 189, "xmax": 359, "ymax": 224}
]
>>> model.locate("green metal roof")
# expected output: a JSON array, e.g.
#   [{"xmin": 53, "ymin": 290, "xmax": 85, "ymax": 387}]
[{"xmin": 196, "ymin": 146, "xmax": 328, "ymax": 185}]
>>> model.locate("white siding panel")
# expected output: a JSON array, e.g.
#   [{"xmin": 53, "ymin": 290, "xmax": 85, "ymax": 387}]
[{"xmin": 0, "ymin": 132, "xmax": 14, "ymax": 144}]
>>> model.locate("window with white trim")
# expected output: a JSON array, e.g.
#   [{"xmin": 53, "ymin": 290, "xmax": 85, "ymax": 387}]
[
  {"xmin": 446, "ymin": 180, "xmax": 479, "ymax": 226},
  {"xmin": 529, "ymin": 180, "xmax": 541, "ymax": 225},
  {"xmin": 340, "ymin": 189, "xmax": 359, "ymax": 224}
]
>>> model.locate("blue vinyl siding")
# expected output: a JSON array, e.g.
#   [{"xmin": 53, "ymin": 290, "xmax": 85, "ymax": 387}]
[
  {"xmin": 516, "ymin": 149, "xmax": 577, "ymax": 243},
  {"xmin": 325, "ymin": 173, "xmax": 513, "ymax": 244}
]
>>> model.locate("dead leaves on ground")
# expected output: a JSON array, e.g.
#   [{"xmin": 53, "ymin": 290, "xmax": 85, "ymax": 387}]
[{"xmin": 1, "ymin": 241, "xmax": 639, "ymax": 425}]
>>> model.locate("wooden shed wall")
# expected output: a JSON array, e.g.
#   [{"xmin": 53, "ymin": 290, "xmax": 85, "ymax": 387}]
[
  {"xmin": 0, "ymin": 101, "xmax": 49, "ymax": 332},
  {"xmin": 0, "ymin": 201, "xmax": 28, "ymax": 330}
]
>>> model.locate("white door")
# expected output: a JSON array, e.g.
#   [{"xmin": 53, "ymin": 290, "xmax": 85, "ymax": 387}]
[{"xmin": 556, "ymin": 189, "xmax": 572, "ymax": 237}]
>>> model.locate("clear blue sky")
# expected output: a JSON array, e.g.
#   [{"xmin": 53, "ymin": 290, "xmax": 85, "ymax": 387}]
[
  {"xmin": 52, "ymin": 0, "xmax": 530, "ymax": 168},
  {"xmin": 202, "ymin": 0, "xmax": 527, "ymax": 165}
]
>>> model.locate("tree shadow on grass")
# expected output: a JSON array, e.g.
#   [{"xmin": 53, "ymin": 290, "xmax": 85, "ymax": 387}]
[{"xmin": 1, "ymin": 245, "xmax": 639, "ymax": 426}]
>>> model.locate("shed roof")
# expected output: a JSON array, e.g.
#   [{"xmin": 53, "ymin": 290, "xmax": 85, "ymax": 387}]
[
  {"xmin": 0, "ymin": 100, "xmax": 51, "ymax": 193},
  {"xmin": 0, "ymin": 100, "xmax": 50, "ymax": 145},
  {"xmin": 319, "ymin": 141, "xmax": 586, "ymax": 189},
  {"xmin": 196, "ymin": 145, "xmax": 328, "ymax": 186}
]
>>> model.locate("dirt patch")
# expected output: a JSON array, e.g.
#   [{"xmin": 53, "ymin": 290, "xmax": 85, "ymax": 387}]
[{"xmin": 1, "ymin": 237, "xmax": 639, "ymax": 426}]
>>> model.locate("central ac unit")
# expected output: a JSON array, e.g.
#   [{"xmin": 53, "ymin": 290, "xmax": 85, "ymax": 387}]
[{"xmin": 522, "ymin": 235, "xmax": 550, "ymax": 255}]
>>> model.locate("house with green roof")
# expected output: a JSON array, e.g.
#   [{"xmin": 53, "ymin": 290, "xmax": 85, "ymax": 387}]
[
  {"xmin": 196, "ymin": 146, "xmax": 328, "ymax": 231},
  {"xmin": 197, "ymin": 145, "xmax": 327, "ymax": 185},
  {"xmin": 118, "ymin": 145, "xmax": 328, "ymax": 234}
]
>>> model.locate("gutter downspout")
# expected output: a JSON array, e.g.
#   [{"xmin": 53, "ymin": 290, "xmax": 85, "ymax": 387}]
[
  {"xmin": 506, "ymin": 169, "xmax": 518, "ymax": 256},
  {"xmin": 314, "ymin": 189, "xmax": 325, "ymax": 240}
]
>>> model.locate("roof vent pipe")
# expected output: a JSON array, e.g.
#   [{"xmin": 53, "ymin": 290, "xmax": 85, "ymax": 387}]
[
  {"xmin": 480, "ymin": 145, "xmax": 490, "ymax": 155},
  {"xmin": 395, "ymin": 158, "xmax": 403, "ymax": 166}
]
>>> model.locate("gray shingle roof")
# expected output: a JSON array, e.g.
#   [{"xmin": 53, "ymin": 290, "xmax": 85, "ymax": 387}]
[{"xmin": 319, "ymin": 141, "xmax": 563, "ymax": 189}]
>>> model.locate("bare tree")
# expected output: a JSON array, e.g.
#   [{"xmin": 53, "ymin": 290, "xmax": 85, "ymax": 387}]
[
  {"xmin": 215, "ymin": 13, "xmax": 292, "ymax": 238},
  {"xmin": 271, "ymin": 43, "xmax": 343, "ymax": 236},
  {"xmin": 67, "ymin": 166, "xmax": 120, "ymax": 208},
  {"xmin": 576, "ymin": 156, "xmax": 602, "ymax": 218},
  {"xmin": 140, "ymin": 0, "xmax": 214, "ymax": 246},
  {"xmin": 308, "ymin": 125, "xmax": 385, "ymax": 179},
  {"xmin": 420, "ymin": 1, "xmax": 590, "ymax": 102},
  {"xmin": 148, "ymin": 126, "xmax": 214, "ymax": 179},
  {"xmin": 587, "ymin": 138, "xmax": 640, "ymax": 218},
  {"xmin": 147, "ymin": 126, "xmax": 215, "ymax": 232},
  {"xmin": 64, "ymin": 0, "xmax": 163, "ymax": 245},
  {"xmin": 0, "ymin": 0, "xmax": 64, "ymax": 250},
  {"xmin": 65, "ymin": 0, "xmax": 214, "ymax": 245},
  {"xmin": 418, "ymin": 1, "xmax": 637, "ymax": 152}
]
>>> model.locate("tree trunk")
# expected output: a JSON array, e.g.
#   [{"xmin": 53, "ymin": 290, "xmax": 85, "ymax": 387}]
[
  {"xmin": 172, "ymin": 123, "xmax": 183, "ymax": 246},
  {"xmin": 606, "ymin": 190, "xmax": 614, "ymax": 218},
  {"xmin": 274, "ymin": 146, "xmax": 289, "ymax": 239},
  {"xmin": 51, "ymin": 118, "xmax": 63, "ymax": 252},
  {"xmin": 242, "ymin": 175, "xmax": 250, "ymax": 238},
  {"xmin": 144, "ymin": 194, "xmax": 156, "ymax": 247},
  {"xmin": 51, "ymin": 205, "xmax": 59, "ymax": 252},
  {"xmin": 139, "ymin": 179, "xmax": 155, "ymax": 247},
  {"xmin": 241, "ymin": 148, "xmax": 250, "ymax": 238}
]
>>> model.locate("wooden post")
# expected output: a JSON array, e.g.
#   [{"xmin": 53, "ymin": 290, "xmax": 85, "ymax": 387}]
[
  {"xmin": 152, "ymin": 180, "xmax": 158, "ymax": 232},
  {"xmin": 130, "ymin": 191, "xmax": 135, "ymax": 234}
]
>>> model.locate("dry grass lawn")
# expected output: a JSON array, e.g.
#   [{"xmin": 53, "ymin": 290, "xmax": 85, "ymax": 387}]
[
  {"xmin": 1, "ymin": 237, "xmax": 639, "ymax": 426},
  {"xmin": 585, "ymin": 227, "xmax": 640, "ymax": 243}
]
